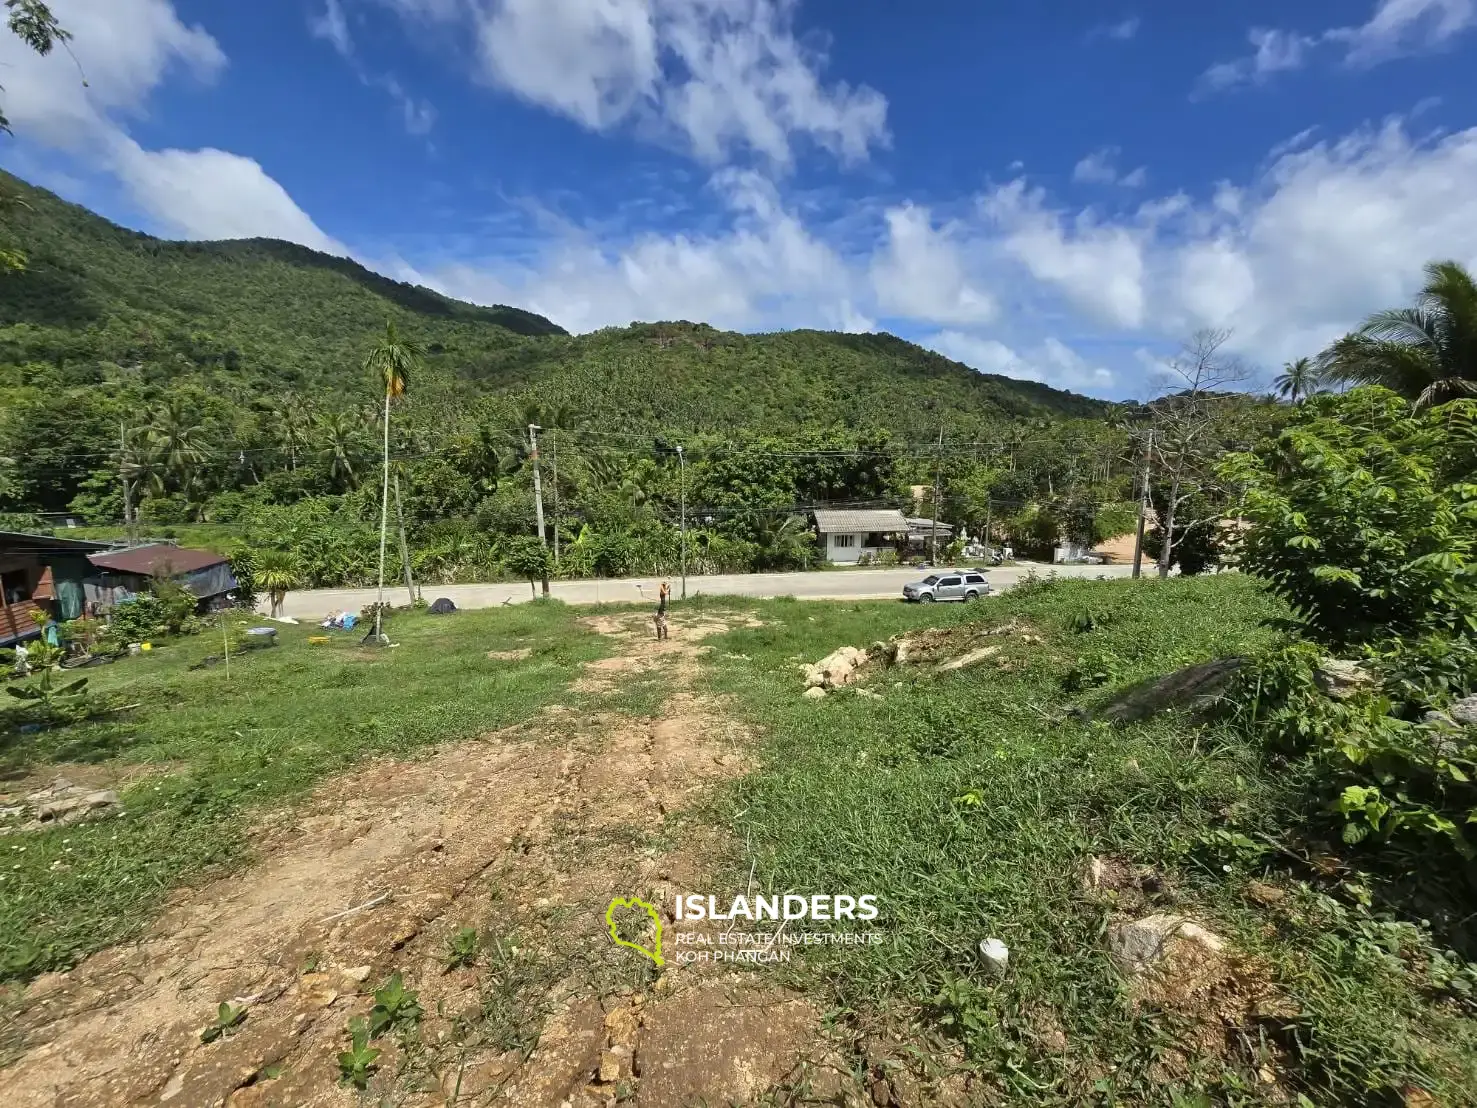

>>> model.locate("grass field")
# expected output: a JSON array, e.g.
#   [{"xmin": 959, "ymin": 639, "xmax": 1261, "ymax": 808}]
[
  {"xmin": 702, "ymin": 577, "xmax": 1477, "ymax": 1105},
  {"xmin": 0, "ymin": 600, "xmax": 611, "ymax": 980},
  {"xmin": 3, "ymin": 576, "xmax": 1475, "ymax": 1105}
]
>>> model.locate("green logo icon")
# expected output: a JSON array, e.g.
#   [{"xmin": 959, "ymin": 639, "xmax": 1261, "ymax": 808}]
[{"xmin": 606, "ymin": 896, "xmax": 665, "ymax": 966}]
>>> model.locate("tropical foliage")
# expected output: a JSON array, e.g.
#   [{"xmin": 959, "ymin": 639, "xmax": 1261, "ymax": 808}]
[{"xmin": 1317, "ymin": 259, "xmax": 1477, "ymax": 409}]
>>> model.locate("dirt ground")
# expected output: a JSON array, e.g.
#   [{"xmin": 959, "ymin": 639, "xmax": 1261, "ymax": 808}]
[{"xmin": 1, "ymin": 611, "xmax": 888, "ymax": 1108}]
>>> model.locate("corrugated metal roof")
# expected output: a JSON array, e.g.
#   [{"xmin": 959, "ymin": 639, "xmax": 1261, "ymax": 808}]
[
  {"xmin": 0, "ymin": 530, "xmax": 117, "ymax": 553},
  {"xmin": 88, "ymin": 544, "xmax": 228, "ymax": 576},
  {"xmin": 811, "ymin": 509, "xmax": 909, "ymax": 533}
]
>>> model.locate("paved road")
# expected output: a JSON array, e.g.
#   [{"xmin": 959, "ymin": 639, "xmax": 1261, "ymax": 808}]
[{"xmin": 268, "ymin": 563, "xmax": 1137, "ymax": 619}]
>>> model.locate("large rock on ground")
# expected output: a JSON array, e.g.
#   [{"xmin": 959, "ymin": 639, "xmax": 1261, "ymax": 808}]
[
  {"xmin": 1314, "ymin": 658, "xmax": 1376, "ymax": 701},
  {"xmin": 1450, "ymin": 695, "xmax": 1477, "ymax": 727},
  {"xmin": 1098, "ymin": 658, "xmax": 1242, "ymax": 723},
  {"xmin": 1108, "ymin": 914, "xmax": 1226, "ymax": 976}
]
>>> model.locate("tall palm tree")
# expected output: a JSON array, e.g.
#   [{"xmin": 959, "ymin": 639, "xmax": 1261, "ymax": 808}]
[
  {"xmin": 1273, "ymin": 357, "xmax": 1323, "ymax": 403},
  {"xmin": 1317, "ymin": 259, "xmax": 1477, "ymax": 409},
  {"xmin": 316, "ymin": 411, "xmax": 366, "ymax": 490},
  {"xmin": 254, "ymin": 549, "xmax": 300, "ymax": 618},
  {"xmin": 362, "ymin": 321, "xmax": 422, "ymax": 639},
  {"xmin": 147, "ymin": 397, "xmax": 210, "ymax": 507},
  {"xmin": 277, "ymin": 392, "xmax": 313, "ymax": 471}
]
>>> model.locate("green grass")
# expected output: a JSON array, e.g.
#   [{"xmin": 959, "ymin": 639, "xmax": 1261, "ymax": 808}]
[
  {"xmin": 0, "ymin": 601, "xmax": 610, "ymax": 981},
  {"xmin": 705, "ymin": 576, "xmax": 1477, "ymax": 1106}
]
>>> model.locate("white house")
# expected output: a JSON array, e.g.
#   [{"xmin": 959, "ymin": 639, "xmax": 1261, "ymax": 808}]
[{"xmin": 812, "ymin": 509, "xmax": 909, "ymax": 565}]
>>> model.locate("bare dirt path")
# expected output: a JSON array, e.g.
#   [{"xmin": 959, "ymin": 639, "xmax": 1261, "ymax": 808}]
[{"xmin": 2, "ymin": 611, "xmax": 870, "ymax": 1108}]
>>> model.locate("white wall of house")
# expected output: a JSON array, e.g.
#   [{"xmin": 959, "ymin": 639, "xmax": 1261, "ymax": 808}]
[{"xmin": 823, "ymin": 532, "xmax": 892, "ymax": 564}]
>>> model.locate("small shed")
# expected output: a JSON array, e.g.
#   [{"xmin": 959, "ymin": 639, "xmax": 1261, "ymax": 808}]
[
  {"xmin": 0, "ymin": 531, "xmax": 117, "ymax": 645},
  {"xmin": 86, "ymin": 544, "xmax": 238, "ymax": 611},
  {"xmin": 905, "ymin": 517, "xmax": 954, "ymax": 550},
  {"xmin": 811, "ymin": 509, "xmax": 908, "ymax": 565}
]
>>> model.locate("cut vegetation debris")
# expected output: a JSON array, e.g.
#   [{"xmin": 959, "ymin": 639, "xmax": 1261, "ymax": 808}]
[{"xmin": 799, "ymin": 618, "xmax": 1044, "ymax": 695}]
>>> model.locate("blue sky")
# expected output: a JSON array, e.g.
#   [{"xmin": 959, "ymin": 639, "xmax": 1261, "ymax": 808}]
[{"xmin": 4, "ymin": 0, "xmax": 1477, "ymax": 400}]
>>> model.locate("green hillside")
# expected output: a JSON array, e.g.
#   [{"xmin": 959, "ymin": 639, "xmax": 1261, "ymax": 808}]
[
  {"xmin": 0, "ymin": 171, "xmax": 1148, "ymax": 586},
  {"xmin": 0, "ymin": 171, "xmax": 1104, "ymax": 432}
]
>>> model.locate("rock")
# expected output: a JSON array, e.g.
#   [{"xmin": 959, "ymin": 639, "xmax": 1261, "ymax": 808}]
[
  {"xmin": 1246, "ymin": 881, "xmax": 1285, "ymax": 908},
  {"xmin": 1099, "ymin": 658, "xmax": 1243, "ymax": 723},
  {"xmin": 297, "ymin": 973, "xmax": 338, "ymax": 1009},
  {"xmin": 938, "ymin": 645, "xmax": 999, "ymax": 673},
  {"xmin": 893, "ymin": 641, "xmax": 913, "ymax": 666},
  {"xmin": 870, "ymin": 1077, "xmax": 893, "ymax": 1106},
  {"xmin": 1108, "ymin": 914, "xmax": 1226, "ymax": 976},
  {"xmin": 598, "ymin": 1049, "xmax": 623, "ymax": 1083},
  {"xmin": 35, "ymin": 797, "xmax": 85, "ymax": 821},
  {"xmin": 1450, "ymin": 695, "xmax": 1477, "ymax": 727},
  {"xmin": 803, "ymin": 686, "xmax": 827, "ymax": 700},
  {"xmin": 804, "ymin": 668, "xmax": 825, "ymax": 689},
  {"xmin": 1314, "ymin": 658, "xmax": 1375, "ymax": 701},
  {"xmin": 83, "ymin": 789, "xmax": 119, "ymax": 810},
  {"xmin": 341, "ymin": 965, "xmax": 372, "ymax": 984},
  {"xmin": 853, "ymin": 688, "xmax": 883, "ymax": 700}
]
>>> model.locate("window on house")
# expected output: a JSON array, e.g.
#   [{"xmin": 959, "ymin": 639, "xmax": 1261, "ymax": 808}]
[
  {"xmin": 864, "ymin": 532, "xmax": 890, "ymax": 547},
  {"xmin": 832, "ymin": 534, "xmax": 857, "ymax": 548}
]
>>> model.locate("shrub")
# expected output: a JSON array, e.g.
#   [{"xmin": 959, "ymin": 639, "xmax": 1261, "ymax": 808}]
[{"xmin": 1221, "ymin": 389, "xmax": 1477, "ymax": 648}]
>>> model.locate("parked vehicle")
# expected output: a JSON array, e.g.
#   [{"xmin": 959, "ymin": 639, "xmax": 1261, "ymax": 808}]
[{"xmin": 902, "ymin": 569, "xmax": 992, "ymax": 603}]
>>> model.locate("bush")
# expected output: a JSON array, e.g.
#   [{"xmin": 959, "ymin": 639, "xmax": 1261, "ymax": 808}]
[
  {"xmin": 1221, "ymin": 389, "xmax": 1477, "ymax": 647},
  {"xmin": 108, "ymin": 595, "xmax": 169, "ymax": 643}
]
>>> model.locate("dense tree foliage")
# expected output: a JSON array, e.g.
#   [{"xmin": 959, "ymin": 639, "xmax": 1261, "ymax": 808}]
[{"xmin": 0, "ymin": 171, "xmax": 1241, "ymax": 583}]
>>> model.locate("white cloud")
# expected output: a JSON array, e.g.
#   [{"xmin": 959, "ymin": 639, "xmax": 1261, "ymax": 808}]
[
  {"xmin": 109, "ymin": 141, "xmax": 347, "ymax": 254},
  {"xmin": 467, "ymin": 0, "xmax": 888, "ymax": 169},
  {"xmin": 1200, "ymin": 0, "xmax": 1476, "ymax": 93},
  {"xmin": 0, "ymin": 0, "xmax": 223, "ymax": 148},
  {"xmin": 980, "ymin": 180, "xmax": 1147, "ymax": 329},
  {"xmin": 382, "ymin": 76, "xmax": 437, "ymax": 135},
  {"xmin": 927, "ymin": 332, "xmax": 1114, "ymax": 393},
  {"xmin": 1198, "ymin": 28, "xmax": 1315, "ymax": 92},
  {"xmin": 1073, "ymin": 146, "xmax": 1148, "ymax": 188},
  {"xmin": 1331, "ymin": 0, "xmax": 1476, "ymax": 65},
  {"xmin": 310, "ymin": 0, "xmax": 354, "ymax": 58},
  {"xmin": 0, "ymin": 0, "xmax": 340, "ymax": 252},
  {"xmin": 1105, "ymin": 16, "xmax": 1141, "ymax": 41},
  {"xmin": 869, "ymin": 205, "xmax": 995, "ymax": 326},
  {"xmin": 423, "ymin": 169, "xmax": 865, "ymax": 333}
]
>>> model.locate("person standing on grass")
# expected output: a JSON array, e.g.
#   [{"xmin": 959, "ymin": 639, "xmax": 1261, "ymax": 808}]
[{"xmin": 654, "ymin": 580, "xmax": 670, "ymax": 641}]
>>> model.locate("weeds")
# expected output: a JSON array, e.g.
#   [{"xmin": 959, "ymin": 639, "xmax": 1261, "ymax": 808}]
[
  {"xmin": 337, "ymin": 1017, "xmax": 380, "ymax": 1089},
  {"xmin": 367, "ymin": 972, "xmax": 422, "ymax": 1037},
  {"xmin": 443, "ymin": 926, "xmax": 479, "ymax": 970},
  {"xmin": 199, "ymin": 1001, "xmax": 246, "ymax": 1044}
]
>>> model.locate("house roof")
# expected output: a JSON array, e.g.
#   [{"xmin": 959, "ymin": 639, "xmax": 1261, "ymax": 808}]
[
  {"xmin": 88, "ymin": 544, "xmax": 229, "ymax": 576},
  {"xmin": 811, "ymin": 509, "xmax": 909, "ymax": 534},
  {"xmin": 0, "ymin": 530, "xmax": 117, "ymax": 555},
  {"xmin": 905, "ymin": 517, "xmax": 953, "ymax": 533}
]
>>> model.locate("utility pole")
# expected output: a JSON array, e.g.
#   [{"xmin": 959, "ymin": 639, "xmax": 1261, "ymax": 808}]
[
  {"xmin": 551, "ymin": 427, "xmax": 560, "ymax": 568},
  {"xmin": 392, "ymin": 471, "xmax": 416, "ymax": 605},
  {"xmin": 677, "ymin": 445, "xmax": 687, "ymax": 599},
  {"xmin": 119, "ymin": 421, "xmax": 135, "ymax": 546},
  {"xmin": 528, "ymin": 423, "xmax": 549, "ymax": 596},
  {"xmin": 1131, "ymin": 428, "xmax": 1153, "ymax": 579},
  {"xmin": 930, "ymin": 427, "xmax": 944, "ymax": 563},
  {"xmin": 984, "ymin": 498, "xmax": 992, "ymax": 558}
]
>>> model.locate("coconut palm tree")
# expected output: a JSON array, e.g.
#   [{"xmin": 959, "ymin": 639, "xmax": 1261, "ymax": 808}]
[
  {"xmin": 277, "ymin": 392, "xmax": 313, "ymax": 471},
  {"xmin": 362, "ymin": 321, "xmax": 422, "ymax": 639},
  {"xmin": 1273, "ymin": 357, "xmax": 1323, "ymax": 403},
  {"xmin": 1317, "ymin": 259, "xmax": 1477, "ymax": 409},
  {"xmin": 316, "ymin": 410, "xmax": 366, "ymax": 491},
  {"xmin": 147, "ymin": 397, "xmax": 210, "ymax": 511}
]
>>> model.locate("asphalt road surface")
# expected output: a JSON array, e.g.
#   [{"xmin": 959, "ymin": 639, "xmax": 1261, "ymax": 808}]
[{"xmin": 269, "ymin": 563, "xmax": 1138, "ymax": 619}]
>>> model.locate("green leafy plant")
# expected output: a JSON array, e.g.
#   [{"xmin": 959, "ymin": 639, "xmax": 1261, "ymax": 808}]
[
  {"xmin": 5, "ymin": 639, "xmax": 89, "ymax": 715},
  {"xmin": 367, "ymin": 971, "xmax": 422, "ymax": 1036},
  {"xmin": 200, "ymin": 1001, "xmax": 247, "ymax": 1043},
  {"xmin": 443, "ymin": 926, "xmax": 480, "ymax": 970},
  {"xmin": 337, "ymin": 1016, "xmax": 380, "ymax": 1089},
  {"xmin": 1061, "ymin": 648, "xmax": 1123, "ymax": 692}
]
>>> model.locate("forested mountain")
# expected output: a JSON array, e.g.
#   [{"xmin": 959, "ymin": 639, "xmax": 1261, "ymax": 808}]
[
  {"xmin": 0, "ymin": 170, "xmax": 1159, "ymax": 587},
  {"xmin": 0, "ymin": 171, "xmax": 1103, "ymax": 430}
]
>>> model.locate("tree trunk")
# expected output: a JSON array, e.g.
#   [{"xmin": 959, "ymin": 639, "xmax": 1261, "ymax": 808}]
[
  {"xmin": 375, "ymin": 392, "xmax": 391, "ymax": 639},
  {"xmin": 393, "ymin": 471, "xmax": 416, "ymax": 605},
  {"xmin": 1158, "ymin": 475, "xmax": 1180, "ymax": 579}
]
